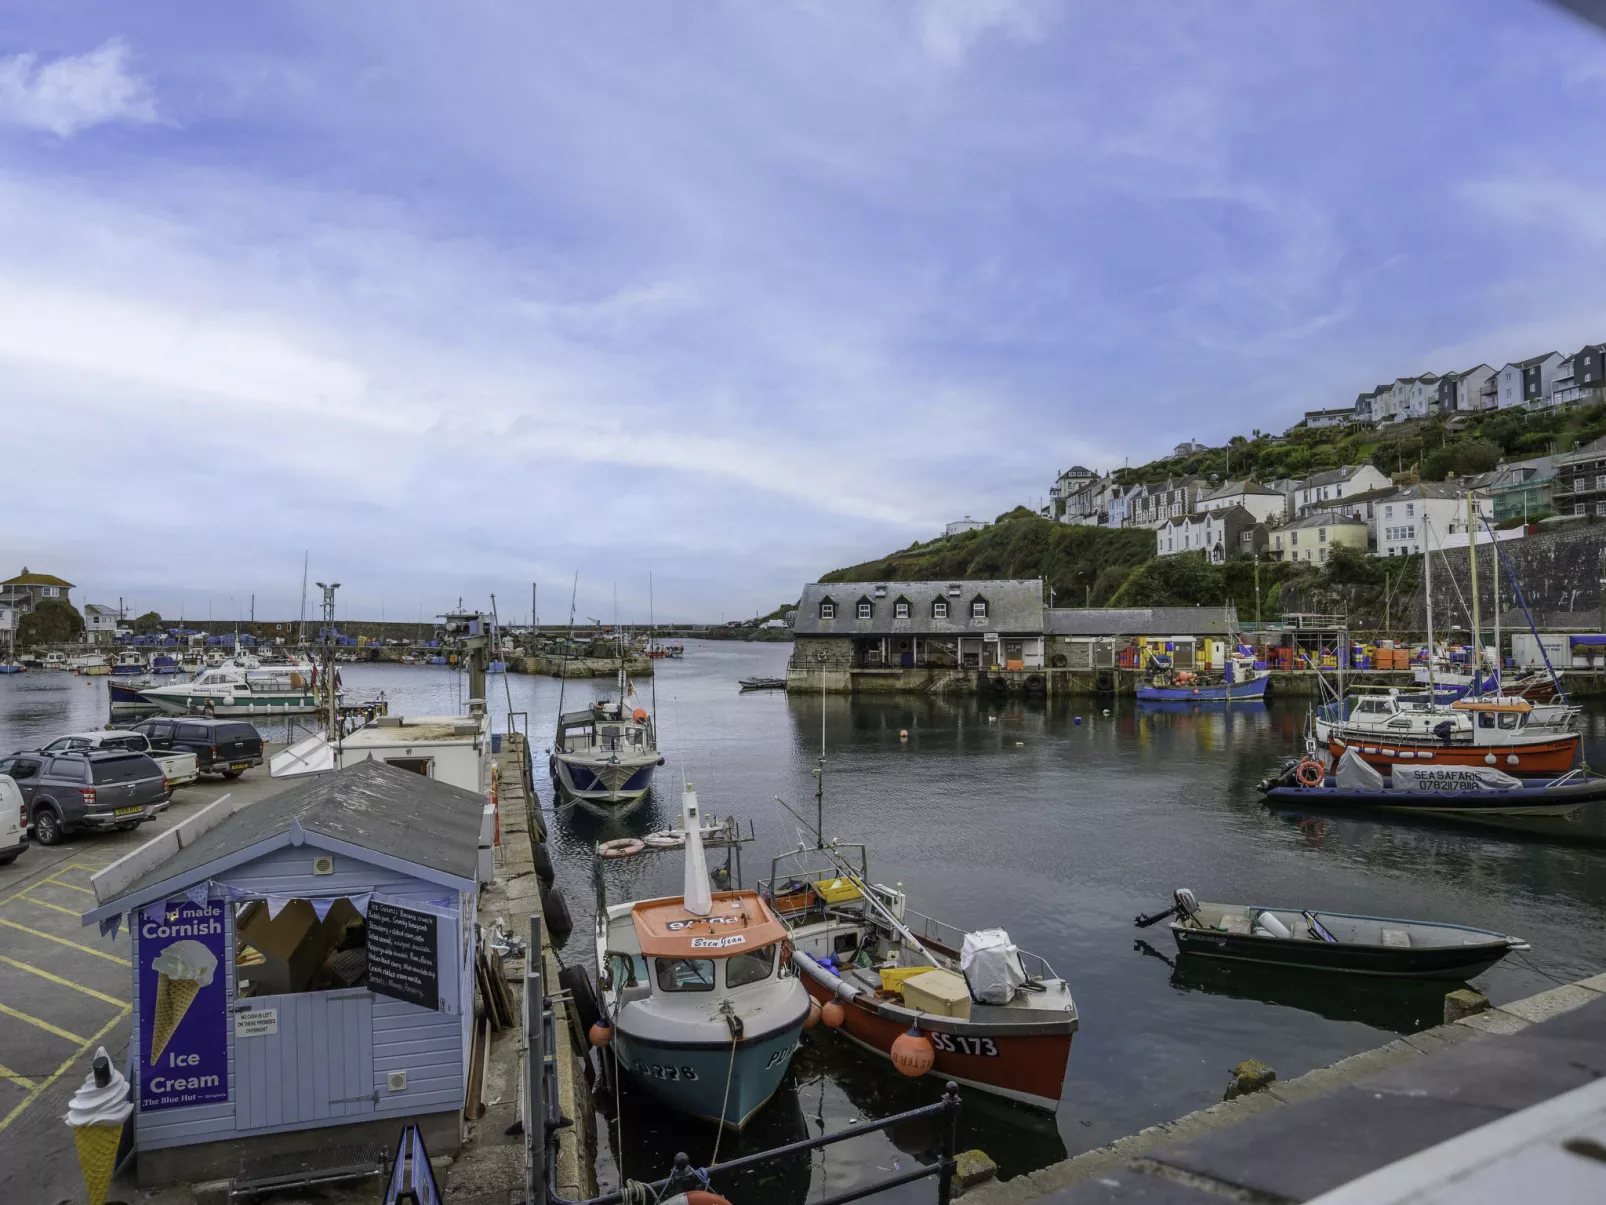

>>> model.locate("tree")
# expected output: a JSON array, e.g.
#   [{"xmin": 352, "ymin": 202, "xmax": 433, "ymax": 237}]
[
  {"xmin": 18, "ymin": 599, "xmax": 84, "ymax": 646},
  {"xmin": 132, "ymin": 611, "xmax": 165, "ymax": 634}
]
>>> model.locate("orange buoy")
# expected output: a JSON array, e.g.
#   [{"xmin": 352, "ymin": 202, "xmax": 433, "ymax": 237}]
[
  {"xmin": 899, "ymin": 729, "xmax": 909, "ymax": 741},
  {"xmin": 632, "ymin": 707, "xmax": 648, "ymax": 723},
  {"xmin": 821, "ymin": 999, "xmax": 846, "ymax": 1029},
  {"xmin": 804, "ymin": 999, "xmax": 822, "ymax": 1029},
  {"xmin": 661, "ymin": 1193, "xmax": 734, "ymax": 1205},
  {"xmin": 890, "ymin": 1025, "xmax": 936, "ymax": 1078},
  {"xmin": 589, "ymin": 1020, "xmax": 614, "ymax": 1047}
]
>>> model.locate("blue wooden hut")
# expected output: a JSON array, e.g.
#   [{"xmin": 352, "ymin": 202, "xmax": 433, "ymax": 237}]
[{"xmin": 83, "ymin": 760, "xmax": 483, "ymax": 1187}]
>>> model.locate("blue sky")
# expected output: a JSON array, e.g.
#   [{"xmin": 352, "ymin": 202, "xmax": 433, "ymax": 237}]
[{"xmin": 3, "ymin": 1, "xmax": 1604, "ymax": 623}]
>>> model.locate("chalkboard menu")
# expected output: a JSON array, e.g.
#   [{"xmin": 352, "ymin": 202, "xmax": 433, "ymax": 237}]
[{"xmin": 367, "ymin": 901, "xmax": 440, "ymax": 1010}]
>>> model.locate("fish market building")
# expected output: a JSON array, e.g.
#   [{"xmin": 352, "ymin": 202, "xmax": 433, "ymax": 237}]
[{"xmin": 82, "ymin": 760, "xmax": 485, "ymax": 1186}]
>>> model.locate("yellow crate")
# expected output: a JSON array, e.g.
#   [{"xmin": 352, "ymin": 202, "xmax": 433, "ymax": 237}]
[
  {"xmin": 814, "ymin": 877, "xmax": 863, "ymax": 904},
  {"xmin": 878, "ymin": 965, "xmax": 930, "ymax": 994}
]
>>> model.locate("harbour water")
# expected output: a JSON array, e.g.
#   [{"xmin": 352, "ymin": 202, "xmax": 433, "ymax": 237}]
[{"xmin": 4, "ymin": 644, "xmax": 1606, "ymax": 1200}]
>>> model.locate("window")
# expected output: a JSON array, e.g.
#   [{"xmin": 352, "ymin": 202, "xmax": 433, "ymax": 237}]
[
  {"xmin": 1319, "ymin": 528, "xmax": 1327, "ymax": 543},
  {"xmin": 1597, "ymin": 502, "xmax": 1606, "ymax": 517},
  {"xmin": 235, "ymin": 898, "xmax": 369, "ymax": 998},
  {"xmin": 42, "ymin": 586, "xmax": 59, "ymax": 598},
  {"xmin": 725, "ymin": 944, "xmax": 776, "ymax": 988},
  {"xmin": 857, "ymin": 600, "xmax": 872, "ymax": 620},
  {"xmin": 655, "ymin": 958, "xmax": 715, "ymax": 992},
  {"xmin": 894, "ymin": 600, "xmax": 910, "ymax": 619},
  {"xmin": 1405, "ymin": 503, "xmax": 1414, "ymax": 518},
  {"xmin": 819, "ymin": 601, "xmax": 835, "ymax": 620},
  {"xmin": 1596, "ymin": 475, "xmax": 1606, "ymax": 491},
  {"xmin": 1319, "ymin": 548, "xmax": 1328, "ymax": 563},
  {"xmin": 1384, "ymin": 505, "xmax": 1394, "ymax": 519},
  {"xmin": 971, "ymin": 599, "xmax": 988, "ymax": 619},
  {"xmin": 1292, "ymin": 531, "xmax": 1299, "ymax": 545},
  {"xmin": 932, "ymin": 600, "xmax": 948, "ymax": 619}
]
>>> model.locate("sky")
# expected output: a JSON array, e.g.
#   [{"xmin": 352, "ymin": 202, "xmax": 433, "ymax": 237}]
[{"xmin": 2, "ymin": 1, "xmax": 1605, "ymax": 624}]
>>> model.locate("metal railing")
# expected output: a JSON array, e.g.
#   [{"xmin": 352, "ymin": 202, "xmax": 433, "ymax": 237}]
[{"xmin": 523, "ymin": 915, "xmax": 964, "ymax": 1205}]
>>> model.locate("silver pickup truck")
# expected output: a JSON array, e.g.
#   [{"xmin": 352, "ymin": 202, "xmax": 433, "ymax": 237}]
[{"xmin": 38, "ymin": 730, "xmax": 201, "ymax": 788}]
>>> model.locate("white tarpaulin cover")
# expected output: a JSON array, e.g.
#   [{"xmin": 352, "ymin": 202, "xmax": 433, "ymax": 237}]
[
  {"xmin": 960, "ymin": 928, "xmax": 1026, "ymax": 1004},
  {"xmin": 1334, "ymin": 747, "xmax": 1385, "ymax": 791},
  {"xmin": 269, "ymin": 734, "xmax": 335, "ymax": 778},
  {"xmin": 1390, "ymin": 764, "xmax": 1524, "ymax": 792}
]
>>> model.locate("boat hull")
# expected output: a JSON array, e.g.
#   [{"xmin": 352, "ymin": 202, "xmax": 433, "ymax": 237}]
[
  {"xmin": 140, "ymin": 689, "xmax": 324, "ymax": 716},
  {"xmin": 1264, "ymin": 777, "xmax": 1606, "ymax": 818},
  {"xmin": 1327, "ymin": 733, "xmax": 1579, "ymax": 775},
  {"xmin": 1171, "ymin": 926, "xmax": 1514, "ymax": 979},
  {"xmin": 613, "ymin": 1014, "xmax": 806, "ymax": 1128},
  {"xmin": 1137, "ymin": 674, "xmax": 1269, "ymax": 704},
  {"xmin": 797, "ymin": 974, "xmax": 1072, "ymax": 1111},
  {"xmin": 552, "ymin": 755, "xmax": 656, "ymax": 804}
]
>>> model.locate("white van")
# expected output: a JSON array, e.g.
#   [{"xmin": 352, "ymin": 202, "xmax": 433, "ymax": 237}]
[{"xmin": 0, "ymin": 775, "xmax": 26, "ymax": 865}]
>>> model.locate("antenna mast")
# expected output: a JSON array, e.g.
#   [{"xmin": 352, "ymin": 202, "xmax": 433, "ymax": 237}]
[{"xmin": 298, "ymin": 552, "xmax": 309, "ymax": 648}]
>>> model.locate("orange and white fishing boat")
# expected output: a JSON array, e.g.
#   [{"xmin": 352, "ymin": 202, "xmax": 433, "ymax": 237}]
[{"xmin": 1319, "ymin": 696, "xmax": 1580, "ymax": 774}]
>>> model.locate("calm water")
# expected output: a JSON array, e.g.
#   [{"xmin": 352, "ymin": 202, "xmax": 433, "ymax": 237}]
[{"xmin": 6, "ymin": 647, "xmax": 1606, "ymax": 1199}]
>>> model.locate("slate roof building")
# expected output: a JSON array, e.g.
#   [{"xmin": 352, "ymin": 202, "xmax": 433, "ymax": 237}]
[
  {"xmin": 0, "ymin": 567, "xmax": 74, "ymax": 616},
  {"xmin": 82, "ymin": 760, "xmax": 487, "ymax": 1186}
]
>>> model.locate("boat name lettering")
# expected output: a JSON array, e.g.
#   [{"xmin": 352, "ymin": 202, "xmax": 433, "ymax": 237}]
[
  {"xmin": 690, "ymin": 935, "xmax": 747, "ymax": 949},
  {"xmin": 765, "ymin": 1041, "xmax": 801, "ymax": 1070},
  {"xmin": 929, "ymin": 1033, "xmax": 998, "ymax": 1057},
  {"xmin": 665, "ymin": 917, "xmax": 737, "ymax": 931},
  {"xmin": 633, "ymin": 1061, "xmax": 699, "ymax": 1082}
]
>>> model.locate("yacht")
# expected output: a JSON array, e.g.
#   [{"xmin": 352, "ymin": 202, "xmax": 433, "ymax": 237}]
[
  {"xmin": 134, "ymin": 661, "xmax": 329, "ymax": 717},
  {"xmin": 550, "ymin": 666, "xmax": 662, "ymax": 804},
  {"xmin": 595, "ymin": 787, "xmax": 809, "ymax": 1127}
]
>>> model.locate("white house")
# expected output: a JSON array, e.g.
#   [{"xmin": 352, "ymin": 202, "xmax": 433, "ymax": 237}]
[
  {"xmin": 84, "ymin": 603, "xmax": 121, "ymax": 644},
  {"xmin": 1106, "ymin": 484, "xmax": 1130, "ymax": 529},
  {"xmin": 1129, "ymin": 476, "xmax": 1204, "ymax": 528},
  {"xmin": 1406, "ymin": 373, "xmax": 1441, "ymax": 420},
  {"xmin": 1156, "ymin": 506, "xmax": 1256, "ymax": 564},
  {"xmin": 1300, "ymin": 407, "xmax": 1354, "ymax": 430},
  {"xmin": 1375, "ymin": 483, "xmax": 1492, "ymax": 557},
  {"xmin": 1292, "ymin": 464, "xmax": 1392, "ymax": 516},
  {"xmin": 945, "ymin": 516, "xmax": 988, "ymax": 537},
  {"xmin": 1193, "ymin": 480, "xmax": 1287, "ymax": 525}
]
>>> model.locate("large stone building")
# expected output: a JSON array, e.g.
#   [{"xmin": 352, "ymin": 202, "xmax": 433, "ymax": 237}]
[{"xmin": 0, "ymin": 568, "xmax": 74, "ymax": 617}]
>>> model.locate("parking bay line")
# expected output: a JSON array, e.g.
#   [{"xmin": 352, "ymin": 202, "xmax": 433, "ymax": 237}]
[
  {"xmin": 0, "ymin": 1001, "xmax": 87, "ymax": 1045},
  {"xmin": 0, "ymin": 1064, "xmax": 37, "ymax": 1090},
  {"xmin": 0, "ymin": 956, "xmax": 126, "ymax": 1006},
  {"xmin": 0, "ymin": 918, "xmax": 130, "ymax": 965},
  {"xmin": 44, "ymin": 876, "xmax": 96, "ymax": 895},
  {"xmin": 0, "ymin": 1006, "xmax": 129, "ymax": 1136},
  {"xmin": 15, "ymin": 892, "xmax": 82, "ymax": 918}
]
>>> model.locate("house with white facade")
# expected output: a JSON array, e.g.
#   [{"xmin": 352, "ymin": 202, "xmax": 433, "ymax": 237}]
[
  {"xmin": 1128, "ymin": 476, "xmax": 1204, "ymax": 528},
  {"xmin": 945, "ymin": 516, "xmax": 988, "ymax": 537},
  {"xmin": 1193, "ymin": 480, "xmax": 1287, "ymax": 525},
  {"xmin": 1303, "ymin": 485, "xmax": 1397, "ymax": 544},
  {"xmin": 1048, "ymin": 465, "xmax": 1100, "ymax": 518},
  {"xmin": 1106, "ymin": 484, "xmax": 1130, "ymax": 529},
  {"xmin": 1437, "ymin": 364, "xmax": 1496, "ymax": 413},
  {"xmin": 1300, "ymin": 407, "xmax": 1354, "ymax": 430},
  {"xmin": 1291, "ymin": 464, "xmax": 1392, "ymax": 517},
  {"xmin": 1363, "ymin": 384, "xmax": 1394, "ymax": 424},
  {"xmin": 1155, "ymin": 505, "xmax": 1257, "ymax": 564},
  {"xmin": 1059, "ymin": 474, "xmax": 1117, "ymax": 526},
  {"xmin": 1268, "ymin": 513, "xmax": 1369, "ymax": 565},
  {"xmin": 84, "ymin": 604, "xmax": 121, "ymax": 644},
  {"xmin": 1375, "ymin": 483, "xmax": 1492, "ymax": 557},
  {"xmin": 1493, "ymin": 353, "xmax": 1564, "ymax": 410}
]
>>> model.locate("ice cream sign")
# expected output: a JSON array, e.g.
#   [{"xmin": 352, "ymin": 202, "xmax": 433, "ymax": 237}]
[{"xmin": 137, "ymin": 900, "xmax": 229, "ymax": 1111}]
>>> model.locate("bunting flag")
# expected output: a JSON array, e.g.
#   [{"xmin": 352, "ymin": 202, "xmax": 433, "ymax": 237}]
[
  {"xmin": 349, "ymin": 892, "xmax": 373, "ymax": 917},
  {"xmin": 99, "ymin": 914, "xmax": 122, "ymax": 940},
  {"xmin": 266, "ymin": 895, "xmax": 296, "ymax": 920},
  {"xmin": 186, "ymin": 882, "xmax": 212, "ymax": 907},
  {"xmin": 310, "ymin": 897, "xmax": 336, "ymax": 921}
]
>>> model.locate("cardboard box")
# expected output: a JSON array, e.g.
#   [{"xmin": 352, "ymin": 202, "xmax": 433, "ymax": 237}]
[{"xmin": 237, "ymin": 899, "xmax": 325, "ymax": 997}]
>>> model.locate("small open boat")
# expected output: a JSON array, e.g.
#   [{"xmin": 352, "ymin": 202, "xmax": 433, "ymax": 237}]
[
  {"xmin": 1135, "ymin": 889, "xmax": 1527, "ymax": 979},
  {"xmin": 738, "ymin": 677, "xmax": 787, "ymax": 691}
]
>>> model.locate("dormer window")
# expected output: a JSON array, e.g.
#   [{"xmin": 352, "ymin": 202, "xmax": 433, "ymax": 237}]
[
  {"xmin": 971, "ymin": 596, "xmax": 989, "ymax": 620},
  {"xmin": 932, "ymin": 600, "xmax": 949, "ymax": 619},
  {"xmin": 819, "ymin": 597, "xmax": 835, "ymax": 620},
  {"xmin": 893, "ymin": 598, "xmax": 910, "ymax": 619},
  {"xmin": 857, "ymin": 598, "xmax": 873, "ymax": 620}
]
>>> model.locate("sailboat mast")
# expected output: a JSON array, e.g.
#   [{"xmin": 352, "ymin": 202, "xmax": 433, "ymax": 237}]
[
  {"xmin": 1467, "ymin": 490, "xmax": 1481, "ymax": 689},
  {"xmin": 648, "ymin": 573, "xmax": 657, "ymax": 716},
  {"xmin": 1424, "ymin": 519, "xmax": 1436, "ymax": 702}
]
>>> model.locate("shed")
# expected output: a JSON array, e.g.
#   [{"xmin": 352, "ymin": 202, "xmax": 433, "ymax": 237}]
[{"xmin": 81, "ymin": 760, "xmax": 483, "ymax": 1186}]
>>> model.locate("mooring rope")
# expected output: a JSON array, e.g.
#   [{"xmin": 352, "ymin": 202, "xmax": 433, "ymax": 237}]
[{"xmin": 709, "ymin": 1028, "xmax": 740, "ymax": 1166}]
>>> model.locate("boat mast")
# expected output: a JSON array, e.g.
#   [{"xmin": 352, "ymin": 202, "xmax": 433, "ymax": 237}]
[
  {"xmin": 1491, "ymin": 522, "xmax": 1501, "ymax": 695},
  {"xmin": 1424, "ymin": 520, "xmax": 1436, "ymax": 703},
  {"xmin": 298, "ymin": 551, "xmax": 309, "ymax": 650},
  {"xmin": 1467, "ymin": 489, "xmax": 1481, "ymax": 692},
  {"xmin": 648, "ymin": 573, "xmax": 658, "ymax": 718}
]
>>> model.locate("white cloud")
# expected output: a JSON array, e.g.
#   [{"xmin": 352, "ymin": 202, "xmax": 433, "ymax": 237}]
[
  {"xmin": 0, "ymin": 40, "xmax": 157, "ymax": 137},
  {"xmin": 917, "ymin": 0, "xmax": 1048, "ymax": 64}
]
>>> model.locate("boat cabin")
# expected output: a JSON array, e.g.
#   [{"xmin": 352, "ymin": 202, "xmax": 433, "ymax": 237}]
[
  {"xmin": 601, "ymin": 891, "xmax": 789, "ymax": 1001},
  {"xmin": 1450, "ymin": 697, "xmax": 1535, "ymax": 739},
  {"xmin": 555, "ymin": 706, "xmax": 654, "ymax": 758}
]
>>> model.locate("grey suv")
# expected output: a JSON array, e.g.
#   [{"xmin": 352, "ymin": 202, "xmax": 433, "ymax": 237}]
[{"xmin": 0, "ymin": 751, "xmax": 170, "ymax": 845}]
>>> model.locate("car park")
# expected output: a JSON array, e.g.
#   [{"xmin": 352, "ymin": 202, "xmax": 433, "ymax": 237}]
[
  {"xmin": 0, "ymin": 750, "xmax": 170, "ymax": 845},
  {"xmin": 0, "ymin": 774, "xmax": 25, "ymax": 864},
  {"xmin": 37, "ymin": 730, "xmax": 201, "ymax": 787},
  {"xmin": 131, "ymin": 717, "xmax": 264, "ymax": 777}
]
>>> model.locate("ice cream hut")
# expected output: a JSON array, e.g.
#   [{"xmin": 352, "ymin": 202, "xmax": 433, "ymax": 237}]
[{"xmin": 81, "ymin": 760, "xmax": 485, "ymax": 1187}]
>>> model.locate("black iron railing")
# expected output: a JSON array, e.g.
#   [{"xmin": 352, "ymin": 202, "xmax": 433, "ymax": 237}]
[{"xmin": 522, "ymin": 916, "xmax": 963, "ymax": 1205}]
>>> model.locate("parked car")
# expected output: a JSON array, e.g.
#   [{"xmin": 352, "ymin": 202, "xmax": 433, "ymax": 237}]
[
  {"xmin": 0, "ymin": 775, "xmax": 26, "ymax": 864},
  {"xmin": 0, "ymin": 751, "xmax": 170, "ymax": 845},
  {"xmin": 37, "ymin": 730, "xmax": 201, "ymax": 788},
  {"xmin": 130, "ymin": 717, "xmax": 264, "ymax": 777}
]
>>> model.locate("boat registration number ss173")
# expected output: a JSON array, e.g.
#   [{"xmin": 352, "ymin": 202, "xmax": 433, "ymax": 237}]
[
  {"xmin": 634, "ymin": 1061, "xmax": 699, "ymax": 1082},
  {"xmin": 930, "ymin": 1033, "xmax": 999, "ymax": 1057}
]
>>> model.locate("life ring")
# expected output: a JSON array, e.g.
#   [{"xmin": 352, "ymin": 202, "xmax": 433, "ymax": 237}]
[
  {"xmin": 1294, "ymin": 757, "xmax": 1325, "ymax": 788},
  {"xmin": 597, "ymin": 838, "xmax": 645, "ymax": 859},
  {"xmin": 642, "ymin": 830, "xmax": 686, "ymax": 849}
]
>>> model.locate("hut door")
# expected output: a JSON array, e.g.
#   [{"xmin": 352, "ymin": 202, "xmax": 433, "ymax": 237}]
[{"xmin": 235, "ymin": 990, "xmax": 376, "ymax": 1131}]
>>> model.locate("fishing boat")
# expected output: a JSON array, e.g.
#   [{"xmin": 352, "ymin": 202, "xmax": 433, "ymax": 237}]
[
  {"xmin": 1135, "ymin": 889, "xmax": 1528, "ymax": 979},
  {"xmin": 551, "ymin": 669, "xmax": 662, "ymax": 804},
  {"xmin": 763, "ymin": 841, "xmax": 1078, "ymax": 1111},
  {"xmin": 738, "ymin": 677, "xmax": 787, "ymax": 692},
  {"xmin": 1317, "ymin": 695, "xmax": 1579, "ymax": 774},
  {"xmin": 150, "ymin": 653, "xmax": 181, "ymax": 675},
  {"xmin": 134, "ymin": 662, "xmax": 328, "ymax": 716},
  {"xmin": 110, "ymin": 650, "xmax": 147, "ymax": 676},
  {"xmin": 1262, "ymin": 748, "xmax": 1606, "ymax": 817},
  {"xmin": 1136, "ymin": 660, "xmax": 1269, "ymax": 703},
  {"xmin": 42, "ymin": 651, "xmax": 68, "ymax": 670},
  {"xmin": 594, "ymin": 787, "xmax": 809, "ymax": 1127}
]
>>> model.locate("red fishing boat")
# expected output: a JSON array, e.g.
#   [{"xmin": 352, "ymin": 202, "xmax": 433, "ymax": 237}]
[{"xmin": 1318, "ymin": 697, "xmax": 1579, "ymax": 775}]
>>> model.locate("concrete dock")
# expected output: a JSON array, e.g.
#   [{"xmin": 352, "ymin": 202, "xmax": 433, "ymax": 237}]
[{"xmin": 966, "ymin": 974, "xmax": 1606, "ymax": 1204}]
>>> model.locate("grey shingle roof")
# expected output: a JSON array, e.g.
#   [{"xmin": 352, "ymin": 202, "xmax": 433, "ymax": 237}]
[
  {"xmin": 109, "ymin": 760, "xmax": 484, "ymax": 902},
  {"xmin": 1300, "ymin": 465, "xmax": 1375, "ymax": 490},
  {"xmin": 1275, "ymin": 512, "xmax": 1368, "ymax": 532},
  {"xmin": 1047, "ymin": 607, "xmax": 1234, "ymax": 637},
  {"xmin": 795, "ymin": 579, "xmax": 1044, "ymax": 636}
]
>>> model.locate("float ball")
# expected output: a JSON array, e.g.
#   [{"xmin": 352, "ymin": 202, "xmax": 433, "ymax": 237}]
[
  {"xmin": 821, "ymin": 1000, "xmax": 846, "ymax": 1029},
  {"xmin": 589, "ymin": 1021, "xmax": 614, "ymax": 1047},
  {"xmin": 804, "ymin": 999, "xmax": 822, "ymax": 1029},
  {"xmin": 1073, "ymin": 716, "xmax": 1082, "ymax": 726},
  {"xmin": 890, "ymin": 1026, "xmax": 936, "ymax": 1078}
]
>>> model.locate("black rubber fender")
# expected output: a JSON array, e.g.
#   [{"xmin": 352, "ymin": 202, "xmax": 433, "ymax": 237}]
[
  {"xmin": 532, "ymin": 840, "xmax": 556, "ymax": 887},
  {"xmin": 560, "ymin": 964, "xmax": 600, "ymax": 1037},
  {"xmin": 541, "ymin": 881, "xmax": 574, "ymax": 942}
]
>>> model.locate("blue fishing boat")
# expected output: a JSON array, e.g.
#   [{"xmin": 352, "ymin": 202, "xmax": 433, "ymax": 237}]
[
  {"xmin": 594, "ymin": 787, "xmax": 809, "ymax": 1127},
  {"xmin": 150, "ymin": 654, "xmax": 180, "ymax": 675},
  {"xmin": 1137, "ymin": 659, "xmax": 1269, "ymax": 703}
]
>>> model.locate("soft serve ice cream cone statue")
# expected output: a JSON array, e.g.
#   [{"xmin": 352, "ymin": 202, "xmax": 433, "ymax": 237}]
[
  {"xmin": 149, "ymin": 939, "xmax": 218, "ymax": 1064},
  {"xmin": 65, "ymin": 1048, "xmax": 132, "ymax": 1205}
]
